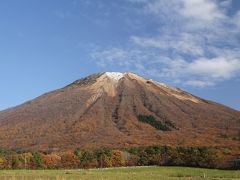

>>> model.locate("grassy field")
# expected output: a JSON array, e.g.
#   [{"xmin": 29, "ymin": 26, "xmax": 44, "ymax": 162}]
[{"xmin": 0, "ymin": 166, "xmax": 239, "ymax": 180}]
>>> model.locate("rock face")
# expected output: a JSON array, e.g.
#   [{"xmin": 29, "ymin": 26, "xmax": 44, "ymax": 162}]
[{"xmin": 0, "ymin": 72, "xmax": 239, "ymax": 150}]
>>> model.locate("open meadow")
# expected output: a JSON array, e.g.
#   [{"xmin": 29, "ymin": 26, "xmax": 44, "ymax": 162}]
[{"xmin": 0, "ymin": 166, "xmax": 239, "ymax": 180}]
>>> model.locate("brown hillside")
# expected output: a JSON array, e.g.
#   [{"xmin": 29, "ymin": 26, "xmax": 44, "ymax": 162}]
[{"xmin": 0, "ymin": 72, "xmax": 239, "ymax": 151}]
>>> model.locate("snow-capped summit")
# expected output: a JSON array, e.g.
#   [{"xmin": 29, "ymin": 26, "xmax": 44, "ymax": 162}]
[{"xmin": 105, "ymin": 72, "xmax": 125, "ymax": 81}]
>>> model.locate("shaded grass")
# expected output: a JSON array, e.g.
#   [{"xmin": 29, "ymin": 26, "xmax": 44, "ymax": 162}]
[{"xmin": 0, "ymin": 166, "xmax": 239, "ymax": 180}]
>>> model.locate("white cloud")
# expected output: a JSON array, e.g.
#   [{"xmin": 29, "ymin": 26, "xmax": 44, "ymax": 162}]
[
  {"xmin": 180, "ymin": 0, "xmax": 226, "ymax": 21},
  {"xmin": 130, "ymin": 33, "xmax": 205, "ymax": 56},
  {"xmin": 159, "ymin": 57, "xmax": 240, "ymax": 85},
  {"xmin": 91, "ymin": 0, "xmax": 240, "ymax": 87},
  {"xmin": 187, "ymin": 58, "xmax": 240, "ymax": 79},
  {"xmin": 139, "ymin": 0, "xmax": 226, "ymax": 24}
]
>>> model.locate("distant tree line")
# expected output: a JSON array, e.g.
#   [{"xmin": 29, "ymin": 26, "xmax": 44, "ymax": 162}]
[{"xmin": 0, "ymin": 146, "xmax": 238, "ymax": 170}]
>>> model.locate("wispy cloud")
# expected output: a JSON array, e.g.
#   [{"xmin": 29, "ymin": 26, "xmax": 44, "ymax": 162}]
[
  {"xmin": 180, "ymin": 0, "xmax": 226, "ymax": 21},
  {"xmin": 130, "ymin": 33, "xmax": 205, "ymax": 56},
  {"xmin": 90, "ymin": 0, "xmax": 240, "ymax": 87}
]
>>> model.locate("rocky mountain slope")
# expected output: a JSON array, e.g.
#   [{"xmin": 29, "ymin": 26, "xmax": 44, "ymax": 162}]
[{"xmin": 0, "ymin": 72, "xmax": 239, "ymax": 151}]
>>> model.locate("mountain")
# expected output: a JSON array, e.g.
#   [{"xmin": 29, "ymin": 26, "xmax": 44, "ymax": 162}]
[{"xmin": 0, "ymin": 72, "xmax": 239, "ymax": 151}]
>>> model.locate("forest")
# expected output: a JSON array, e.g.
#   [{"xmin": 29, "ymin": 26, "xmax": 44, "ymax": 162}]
[{"xmin": 0, "ymin": 146, "xmax": 238, "ymax": 170}]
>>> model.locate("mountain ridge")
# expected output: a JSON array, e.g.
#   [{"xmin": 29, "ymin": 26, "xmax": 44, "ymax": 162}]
[{"xmin": 0, "ymin": 72, "xmax": 239, "ymax": 151}]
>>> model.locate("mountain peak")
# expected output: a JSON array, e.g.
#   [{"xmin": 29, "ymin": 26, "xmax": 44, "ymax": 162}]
[
  {"xmin": 105, "ymin": 72, "xmax": 125, "ymax": 81},
  {"xmin": 0, "ymin": 72, "xmax": 239, "ymax": 151}
]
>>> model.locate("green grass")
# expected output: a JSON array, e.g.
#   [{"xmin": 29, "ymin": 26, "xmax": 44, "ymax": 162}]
[{"xmin": 0, "ymin": 166, "xmax": 239, "ymax": 180}]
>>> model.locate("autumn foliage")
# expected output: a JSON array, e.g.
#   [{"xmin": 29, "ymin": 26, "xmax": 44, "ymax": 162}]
[{"xmin": 0, "ymin": 146, "xmax": 239, "ymax": 170}]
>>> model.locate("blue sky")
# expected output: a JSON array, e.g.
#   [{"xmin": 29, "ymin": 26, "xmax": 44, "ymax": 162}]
[{"xmin": 0, "ymin": 0, "xmax": 240, "ymax": 110}]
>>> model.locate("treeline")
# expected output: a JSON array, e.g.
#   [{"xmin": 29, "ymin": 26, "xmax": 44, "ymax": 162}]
[{"xmin": 0, "ymin": 146, "xmax": 238, "ymax": 170}]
